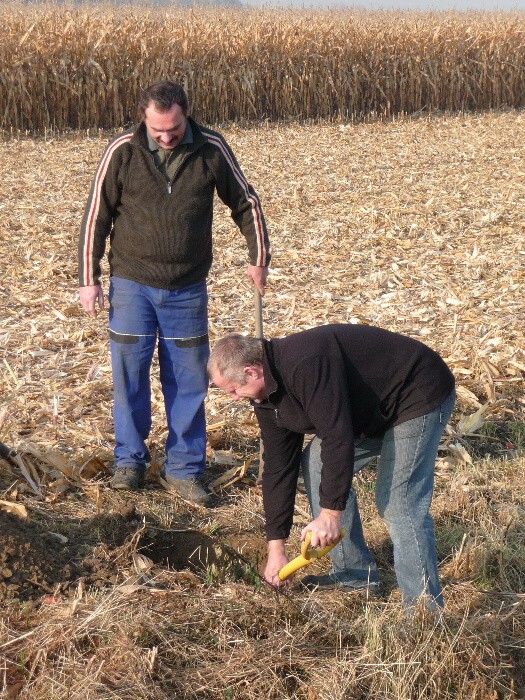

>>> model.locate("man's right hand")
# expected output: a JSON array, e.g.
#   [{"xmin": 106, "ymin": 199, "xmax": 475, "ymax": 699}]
[
  {"xmin": 78, "ymin": 285, "xmax": 104, "ymax": 317},
  {"xmin": 301, "ymin": 508, "xmax": 343, "ymax": 549}
]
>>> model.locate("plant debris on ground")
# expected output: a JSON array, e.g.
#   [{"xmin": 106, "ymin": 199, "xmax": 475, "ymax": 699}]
[{"xmin": 0, "ymin": 111, "xmax": 524, "ymax": 698}]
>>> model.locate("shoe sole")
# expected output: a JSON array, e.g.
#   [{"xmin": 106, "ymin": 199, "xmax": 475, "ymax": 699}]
[
  {"xmin": 300, "ymin": 583, "xmax": 383, "ymax": 597},
  {"xmin": 110, "ymin": 483, "xmax": 143, "ymax": 491},
  {"xmin": 110, "ymin": 477, "xmax": 144, "ymax": 491}
]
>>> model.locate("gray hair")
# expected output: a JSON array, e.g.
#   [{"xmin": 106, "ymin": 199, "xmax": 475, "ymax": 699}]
[{"xmin": 208, "ymin": 334, "xmax": 264, "ymax": 384}]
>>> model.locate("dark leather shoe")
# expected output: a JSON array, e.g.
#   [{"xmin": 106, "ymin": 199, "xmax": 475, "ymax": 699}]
[
  {"xmin": 300, "ymin": 573, "xmax": 383, "ymax": 596},
  {"xmin": 110, "ymin": 466, "xmax": 145, "ymax": 491},
  {"xmin": 160, "ymin": 474, "xmax": 211, "ymax": 505}
]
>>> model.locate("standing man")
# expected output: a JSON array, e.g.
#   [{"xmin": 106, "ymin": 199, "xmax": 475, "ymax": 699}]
[
  {"xmin": 78, "ymin": 81, "xmax": 270, "ymax": 504},
  {"xmin": 208, "ymin": 325, "xmax": 455, "ymax": 608}
]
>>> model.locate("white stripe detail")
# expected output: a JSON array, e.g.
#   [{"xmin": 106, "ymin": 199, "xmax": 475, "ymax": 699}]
[
  {"xmin": 158, "ymin": 334, "xmax": 207, "ymax": 341},
  {"xmin": 109, "ymin": 330, "xmax": 156, "ymax": 338},
  {"xmin": 81, "ymin": 132, "xmax": 134, "ymax": 285},
  {"xmin": 202, "ymin": 129, "xmax": 267, "ymax": 267},
  {"xmin": 109, "ymin": 331, "xmax": 206, "ymax": 341}
]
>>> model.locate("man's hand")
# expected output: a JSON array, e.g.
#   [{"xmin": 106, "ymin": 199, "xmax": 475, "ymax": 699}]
[
  {"xmin": 78, "ymin": 285, "xmax": 105, "ymax": 317},
  {"xmin": 264, "ymin": 539, "xmax": 291, "ymax": 588},
  {"xmin": 247, "ymin": 264, "xmax": 268, "ymax": 296},
  {"xmin": 301, "ymin": 508, "xmax": 343, "ymax": 549}
]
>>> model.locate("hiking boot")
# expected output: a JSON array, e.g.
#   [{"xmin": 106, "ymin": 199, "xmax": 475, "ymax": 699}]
[
  {"xmin": 160, "ymin": 474, "xmax": 211, "ymax": 506},
  {"xmin": 110, "ymin": 466, "xmax": 145, "ymax": 491},
  {"xmin": 300, "ymin": 572, "xmax": 383, "ymax": 597}
]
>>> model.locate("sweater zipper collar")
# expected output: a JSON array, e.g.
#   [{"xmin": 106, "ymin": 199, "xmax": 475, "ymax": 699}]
[
  {"xmin": 166, "ymin": 151, "xmax": 192, "ymax": 193},
  {"xmin": 135, "ymin": 119, "xmax": 205, "ymax": 194},
  {"xmin": 149, "ymin": 152, "xmax": 189, "ymax": 194}
]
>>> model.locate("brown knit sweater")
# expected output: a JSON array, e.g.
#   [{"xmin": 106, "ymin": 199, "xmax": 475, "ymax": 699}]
[{"xmin": 78, "ymin": 118, "xmax": 270, "ymax": 290}]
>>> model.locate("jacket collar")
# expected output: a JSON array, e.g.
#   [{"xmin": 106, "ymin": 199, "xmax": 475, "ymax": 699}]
[{"xmin": 261, "ymin": 339, "xmax": 281, "ymax": 401}]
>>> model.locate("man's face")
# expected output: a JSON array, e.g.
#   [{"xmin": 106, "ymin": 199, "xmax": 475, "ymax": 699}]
[
  {"xmin": 144, "ymin": 101, "xmax": 188, "ymax": 150},
  {"xmin": 210, "ymin": 366, "xmax": 267, "ymax": 403}
]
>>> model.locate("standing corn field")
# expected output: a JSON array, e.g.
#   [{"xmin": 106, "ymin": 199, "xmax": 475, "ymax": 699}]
[{"xmin": 1, "ymin": 3, "xmax": 525, "ymax": 131}]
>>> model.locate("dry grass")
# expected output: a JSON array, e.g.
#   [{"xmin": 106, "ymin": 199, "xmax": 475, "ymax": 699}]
[
  {"xmin": 1, "ymin": 3, "xmax": 525, "ymax": 131},
  {"xmin": 0, "ymin": 110, "xmax": 524, "ymax": 697},
  {"xmin": 1, "ymin": 561, "xmax": 524, "ymax": 698}
]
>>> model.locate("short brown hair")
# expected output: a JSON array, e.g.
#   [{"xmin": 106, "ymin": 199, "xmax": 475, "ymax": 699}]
[{"xmin": 139, "ymin": 80, "xmax": 189, "ymax": 116}]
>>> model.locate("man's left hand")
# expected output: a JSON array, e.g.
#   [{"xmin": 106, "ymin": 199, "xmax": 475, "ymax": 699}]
[
  {"xmin": 247, "ymin": 265, "xmax": 268, "ymax": 296},
  {"xmin": 264, "ymin": 539, "xmax": 291, "ymax": 588}
]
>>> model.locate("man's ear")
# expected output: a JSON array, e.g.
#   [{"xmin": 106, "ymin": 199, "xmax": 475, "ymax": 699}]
[{"xmin": 244, "ymin": 364, "xmax": 263, "ymax": 380}]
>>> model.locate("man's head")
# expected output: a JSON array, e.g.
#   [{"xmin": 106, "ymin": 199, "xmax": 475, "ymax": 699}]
[
  {"xmin": 140, "ymin": 81, "xmax": 190, "ymax": 151},
  {"xmin": 208, "ymin": 335, "xmax": 267, "ymax": 402}
]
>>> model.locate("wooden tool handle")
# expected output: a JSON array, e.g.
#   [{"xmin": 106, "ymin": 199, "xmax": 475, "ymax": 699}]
[{"xmin": 254, "ymin": 286, "xmax": 263, "ymax": 339}]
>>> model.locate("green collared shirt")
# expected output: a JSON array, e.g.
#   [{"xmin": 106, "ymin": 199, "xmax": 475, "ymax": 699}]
[{"xmin": 147, "ymin": 121, "xmax": 193, "ymax": 182}]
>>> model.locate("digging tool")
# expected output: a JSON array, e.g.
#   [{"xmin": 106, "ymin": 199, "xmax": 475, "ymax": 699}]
[
  {"xmin": 254, "ymin": 286, "xmax": 263, "ymax": 340},
  {"xmin": 254, "ymin": 286, "xmax": 265, "ymax": 484},
  {"xmin": 278, "ymin": 528, "xmax": 346, "ymax": 581}
]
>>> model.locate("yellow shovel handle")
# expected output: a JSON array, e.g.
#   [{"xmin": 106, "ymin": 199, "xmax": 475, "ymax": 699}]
[{"xmin": 278, "ymin": 528, "xmax": 346, "ymax": 581}]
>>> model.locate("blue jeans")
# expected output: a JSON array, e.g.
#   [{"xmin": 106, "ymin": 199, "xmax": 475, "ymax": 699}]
[
  {"xmin": 108, "ymin": 277, "xmax": 209, "ymax": 478},
  {"xmin": 301, "ymin": 390, "xmax": 455, "ymax": 608}
]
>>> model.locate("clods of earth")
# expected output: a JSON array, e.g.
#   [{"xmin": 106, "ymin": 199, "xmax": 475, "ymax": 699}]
[{"xmin": 0, "ymin": 506, "xmax": 268, "ymax": 605}]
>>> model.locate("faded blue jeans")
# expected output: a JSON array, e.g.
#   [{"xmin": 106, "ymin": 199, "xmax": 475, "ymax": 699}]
[
  {"xmin": 301, "ymin": 390, "xmax": 455, "ymax": 608},
  {"xmin": 108, "ymin": 277, "xmax": 209, "ymax": 479}
]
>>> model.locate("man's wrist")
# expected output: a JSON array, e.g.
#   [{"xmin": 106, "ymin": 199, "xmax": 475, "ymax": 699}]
[
  {"xmin": 267, "ymin": 538, "xmax": 286, "ymax": 554},
  {"xmin": 319, "ymin": 508, "xmax": 342, "ymax": 520}
]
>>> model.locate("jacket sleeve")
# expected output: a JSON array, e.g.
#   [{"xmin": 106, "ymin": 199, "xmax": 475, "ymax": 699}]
[
  {"xmin": 290, "ymin": 355, "xmax": 355, "ymax": 512},
  {"xmin": 208, "ymin": 134, "xmax": 270, "ymax": 268},
  {"xmin": 254, "ymin": 404, "xmax": 304, "ymax": 541},
  {"xmin": 78, "ymin": 135, "xmax": 129, "ymax": 287}
]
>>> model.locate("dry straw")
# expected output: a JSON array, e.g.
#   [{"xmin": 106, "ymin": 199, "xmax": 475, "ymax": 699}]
[
  {"xmin": 0, "ymin": 34, "xmax": 524, "ymax": 695},
  {"xmin": 1, "ymin": 3, "xmax": 525, "ymax": 131}
]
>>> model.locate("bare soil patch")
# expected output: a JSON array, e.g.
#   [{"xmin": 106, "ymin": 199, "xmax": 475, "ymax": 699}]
[
  {"xmin": 0, "ymin": 491, "xmax": 268, "ymax": 605},
  {"xmin": 0, "ymin": 505, "xmax": 138, "ymax": 603},
  {"xmin": 0, "ymin": 510, "xmax": 77, "ymax": 603}
]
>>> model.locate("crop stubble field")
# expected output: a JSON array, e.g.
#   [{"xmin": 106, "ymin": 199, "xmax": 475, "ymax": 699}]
[
  {"xmin": 0, "ymin": 108, "xmax": 524, "ymax": 699},
  {"xmin": 0, "ymin": 6, "xmax": 525, "ymax": 699}
]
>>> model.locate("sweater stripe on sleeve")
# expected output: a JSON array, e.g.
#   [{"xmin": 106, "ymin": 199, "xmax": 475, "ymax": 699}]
[
  {"xmin": 202, "ymin": 131, "xmax": 267, "ymax": 267},
  {"xmin": 81, "ymin": 132, "xmax": 134, "ymax": 286}
]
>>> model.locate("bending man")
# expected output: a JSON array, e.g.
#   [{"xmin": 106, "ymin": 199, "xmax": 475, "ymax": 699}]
[{"xmin": 208, "ymin": 324, "xmax": 455, "ymax": 608}]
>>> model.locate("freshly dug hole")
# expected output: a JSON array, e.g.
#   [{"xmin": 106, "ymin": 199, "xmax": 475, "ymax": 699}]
[
  {"xmin": 139, "ymin": 528, "xmax": 267, "ymax": 583},
  {"xmin": 140, "ymin": 529, "xmax": 220, "ymax": 571}
]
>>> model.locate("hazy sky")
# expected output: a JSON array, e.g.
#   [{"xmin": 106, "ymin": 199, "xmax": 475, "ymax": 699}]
[{"xmin": 242, "ymin": 0, "xmax": 525, "ymax": 9}]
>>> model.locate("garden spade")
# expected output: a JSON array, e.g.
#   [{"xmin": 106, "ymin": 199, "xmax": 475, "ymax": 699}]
[
  {"xmin": 278, "ymin": 529, "xmax": 346, "ymax": 581},
  {"xmin": 254, "ymin": 285, "xmax": 263, "ymax": 340}
]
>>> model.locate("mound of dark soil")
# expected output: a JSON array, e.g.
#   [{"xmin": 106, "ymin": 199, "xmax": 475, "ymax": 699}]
[
  {"xmin": 0, "ymin": 505, "xmax": 269, "ymax": 604},
  {"xmin": 0, "ymin": 508, "xmax": 141, "ymax": 604},
  {"xmin": 0, "ymin": 511, "xmax": 77, "ymax": 602}
]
